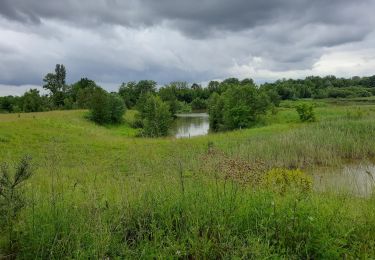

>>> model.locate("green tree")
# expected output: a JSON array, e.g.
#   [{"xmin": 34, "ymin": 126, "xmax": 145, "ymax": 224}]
[
  {"xmin": 88, "ymin": 88, "xmax": 125, "ymax": 124},
  {"xmin": 118, "ymin": 80, "xmax": 156, "ymax": 109},
  {"xmin": 108, "ymin": 93, "xmax": 126, "ymax": 123},
  {"xmin": 191, "ymin": 97, "xmax": 207, "ymax": 110},
  {"xmin": 208, "ymin": 85, "xmax": 270, "ymax": 131},
  {"xmin": 208, "ymin": 92, "xmax": 224, "ymax": 131},
  {"xmin": 89, "ymin": 88, "xmax": 110, "ymax": 124},
  {"xmin": 207, "ymin": 81, "xmax": 220, "ymax": 94},
  {"xmin": 118, "ymin": 81, "xmax": 137, "ymax": 108},
  {"xmin": 222, "ymin": 85, "xmax": 270, "ymax": 129},
  {"xmin": 70, "ymin": 78, "xmax": 100, "ymax": 108},
  {"xmin": 158, "ymin": 85, "xmax": 179, "ymax": 116},
  {"xmin": 136, "ymin": 80, "xmax": 157, "ymax": 97},
  {"xmin": 21, "ymin": 89, "xmax": 43, "ymax": 112},
  {"xmin": 0, "ymin": 96, "xmax": 20, "ymax": 113},
  {"xmin": 140, "ymin": 94, "xmax": 172, "ymax": 137},
  {"xmin": 43, "ymin": 64, "xmax": 67, "ymax": 107}
]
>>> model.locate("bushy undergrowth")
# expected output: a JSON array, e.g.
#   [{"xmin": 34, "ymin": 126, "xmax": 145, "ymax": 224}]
[
  {"xmin": 0, "ymin": 156, "xmax": 33, "ymax": 255},
  {"xmin": 296, "ymin": 103, "xmax": 316, "ymax": 122},
  {"xmin": 262, "ymin": 168, "xmax": 312, "ymax": 194}
]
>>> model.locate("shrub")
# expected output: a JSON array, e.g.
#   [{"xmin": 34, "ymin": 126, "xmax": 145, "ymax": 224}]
[
  {"xmin": 222, "ymin": 85, "xmax": 270, "ymax": 129},
  {"xmin": 262, "ymin": 168, "xmax": 312, "ymax": 194},
  {"xmin": 296, "ymin": 103, "xmax": 316, "ymax": 122},
  {"xmin": 0, "ymin": 156, "xmax": 33, "ymax": 252},
  {"xmin": 208, "ymin": 85, "xmax": 270, "ymax": 131},
  {"xmin": 89, "ymin": 89, "xmax": 125, "ymax": 124},
  {"xmin": 312, "ymin": 89, "xmax": 328, "ymax": 99},
  {"xmin": 191, "ymin": 97, "xmax": 207, "ymax": 111},
  {"xmin": 139, "ymin": 94, "xmax": 172, "ymax": 137},
  {"xmin": 109, "ymin": 94, "xmax": 126, "ymax": 123},
  {"xmin": 176, "ymin": 101, "xmax": 192, "ymax": 113},
  {"xmin": 89, "ymin": 88, "xmax": 111, "ymax": 124}
]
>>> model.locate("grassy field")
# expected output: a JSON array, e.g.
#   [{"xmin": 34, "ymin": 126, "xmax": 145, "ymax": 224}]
[{"xmin": 1, "ymin": 100, "xmax": 375, "ymax": 258}]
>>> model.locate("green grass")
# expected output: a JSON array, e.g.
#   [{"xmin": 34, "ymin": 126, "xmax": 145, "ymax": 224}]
[{"xmin": 1, "ymin": 100, "xmax": 375, "ymax": 258}]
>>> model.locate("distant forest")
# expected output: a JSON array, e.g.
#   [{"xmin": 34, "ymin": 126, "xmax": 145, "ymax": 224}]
[{"xmin": 1, "ymin": 64, "xmax": 375, "ymax": 114}]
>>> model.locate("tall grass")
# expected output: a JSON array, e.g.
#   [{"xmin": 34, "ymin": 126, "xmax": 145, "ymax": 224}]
[
  {"xmin": 1, "ymin": 102, "xmax": 375, "ymax": 258},
  {"xmin": 12, "ymin": 177, "xmax": 375, "ymax": 258}
]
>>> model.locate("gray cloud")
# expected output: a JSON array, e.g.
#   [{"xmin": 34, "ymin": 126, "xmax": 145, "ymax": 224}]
[
  {"xmin": 1, "ymin": 0, "xmax": 370, "ymax": 37},
  {"xmin": 0, "ymin": 0, "xmax": 375, "ymax": 94}
]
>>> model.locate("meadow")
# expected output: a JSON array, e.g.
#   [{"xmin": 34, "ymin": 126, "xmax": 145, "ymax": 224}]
[{"xmin": 1, "ymin": 99, "xmax": 375, "ymax": 258}]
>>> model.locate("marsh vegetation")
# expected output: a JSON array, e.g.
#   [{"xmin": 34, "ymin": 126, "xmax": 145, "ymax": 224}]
[{"xmin": 1, "ymin": 97, "xmax": 375, "ymax": 258}]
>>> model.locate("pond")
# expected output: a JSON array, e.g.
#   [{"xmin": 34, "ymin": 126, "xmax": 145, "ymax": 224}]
[
  {"xmin": 170, "ymin": 113, "xmax": 209, "ymax": 138},
  {"xmin": 310, "ymin": 163, "xmax": 375, "ymax": 196}
]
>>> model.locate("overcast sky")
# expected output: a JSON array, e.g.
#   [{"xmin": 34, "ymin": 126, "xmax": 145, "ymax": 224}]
[{"xmin": 1, "ymin": 0, "xmax": 375, "ymax": 95}]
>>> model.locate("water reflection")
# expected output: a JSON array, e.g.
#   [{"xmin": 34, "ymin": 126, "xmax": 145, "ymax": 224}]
[
  {"xmin": 170, "ymin": 113, "xmax": 209, "ymax": 138},
  {"xmin": 310, "ymin": 163, "xmax": 375, "ymax": 196}
]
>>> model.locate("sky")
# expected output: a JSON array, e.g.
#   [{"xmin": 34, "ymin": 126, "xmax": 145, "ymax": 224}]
[{"xmin": 1, "ymin": 0, "xmax": 375, "ymax": 95}]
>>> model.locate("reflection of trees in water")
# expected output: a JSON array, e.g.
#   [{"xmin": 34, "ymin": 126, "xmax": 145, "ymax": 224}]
[
  {"xmin": 312, "ymin": 164, "xmax": 375, "ymax": 196},
  {"xmin": 173, "ymin": 115, "xmax": 209, "ymax": 137}
]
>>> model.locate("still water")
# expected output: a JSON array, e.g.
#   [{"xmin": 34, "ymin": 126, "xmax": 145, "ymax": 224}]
[
  {"xmin": 170, "ymin": 115, "xmax": 375, "ymax": 196},
  {"xmin": 311, "ymin": 163, "xmax": 375, "ymax": 196},
  {"xmin": 170, "ymin": 113, "xmax": 209, "ymax": 138}
]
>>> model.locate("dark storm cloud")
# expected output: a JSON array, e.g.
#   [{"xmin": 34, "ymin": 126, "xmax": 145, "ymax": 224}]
[
  {"xmin": 0, "ymin": 0, "xmax": 372, "ymax": 39},
  {"xmin": 0, "ymin": 0, "xmax": 375, "ymax": 93}
]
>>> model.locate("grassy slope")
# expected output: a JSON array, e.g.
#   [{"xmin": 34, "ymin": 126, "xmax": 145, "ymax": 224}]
[{"xmin": 0, "ymin": 101, "xmax": 375, "ymax": 258}]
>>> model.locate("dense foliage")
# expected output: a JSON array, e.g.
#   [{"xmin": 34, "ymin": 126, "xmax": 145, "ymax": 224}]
[
  {"xmin": 261, "ymin": 75, "xmax": 375, "ymax": 100},
  {"xmin": 1, "ymin": 64, "xmax": 375, "ymax": 117},
  {"xmin": 208, "ymin": 84, "xmax": 270, "ymax": 131},
  {"xmin": 89, "ymin": 88, "xmax": 126, "ymax": 125},
  {"xmin": 296, "ymin": 103, "xmax": 316, "ymax": 122},
  {"xmin": 2, "ymin": 64, "xmax": 375, "ymax": 134},
  {"xmin": 137, "ymin": 94, "xmax": 172, "ymax": 137}
]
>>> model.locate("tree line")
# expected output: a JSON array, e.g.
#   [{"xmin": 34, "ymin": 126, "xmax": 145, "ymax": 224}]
[{"xmin": 1, "ymin": 64, "xmax": 375, "ymax": 136}]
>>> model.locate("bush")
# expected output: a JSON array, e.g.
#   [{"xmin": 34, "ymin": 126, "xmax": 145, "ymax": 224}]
[
  {"xmin": 89, "ymin": 88, "xmax": 126, "ymax": 124},
  {"xmin": 262, "ymin": 168, "xmax": 312, "ymax": 194},
  {"xmin": 89, "ymin": 88, "xmax": 111, "ymax": 124},
  {"xmin": 0, "ymin": 156, "xmax": 33, "ymax": 253},
  {"xmin": 176, "ymin": 101, "xmax": 192, "ymax": 113},
  {"xmin": 312, "ymin": 89, "xmax": 328, "ymax": 99},
  {"xmin": 296, "ymin": 103, "xmax": 316, "ymax": 122},
  {"xmin": 139, "ymin": 94, "xmax": 172, "ymax": 137},
  {"xmin": 327, "ymin": 87, "xmax": 372, "ymax": 99},
  {"xmin": 109, "ymin": 94, "xmax": 126, "ymax": 123},
  {"xmin": 208, "ymin": 85, "xmax": 270, "ymax": 131},
  {"xmin": 191, "ymin": 97, "xmax": 207, "ymax": 111}
]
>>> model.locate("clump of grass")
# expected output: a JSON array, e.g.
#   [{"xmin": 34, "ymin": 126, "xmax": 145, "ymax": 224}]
[{"xmin": 345, "ymin": 107, "xmax": 365, "ymax": 120}]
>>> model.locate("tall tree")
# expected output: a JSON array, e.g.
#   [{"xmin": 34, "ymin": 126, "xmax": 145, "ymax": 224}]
[{"xmin": 43, "ymin": 64, "xmax": 67, "ymax": 107}]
